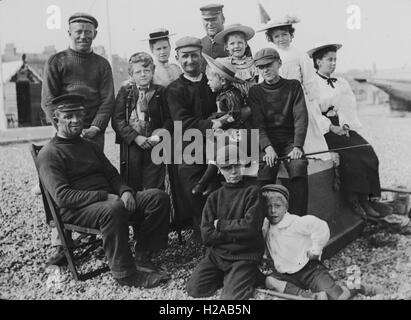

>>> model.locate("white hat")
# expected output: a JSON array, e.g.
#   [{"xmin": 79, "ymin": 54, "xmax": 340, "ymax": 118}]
[
  {"xmin": 307, "ymin": 43, "xmax": 343, "ymax": 58},
  {"xmin": 257, "ymin": 15, "xmax": 300, "ymax": 32},
  {"xmin": 214, "ymin": 24, "xmax": 255, "ymax": 45}
]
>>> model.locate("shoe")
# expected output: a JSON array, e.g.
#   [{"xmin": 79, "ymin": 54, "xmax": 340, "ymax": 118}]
[
  {"xmin": 116, "ymin": 271, "xmax": 170, "ymax": 288},
  {"xmin": 31, "ymin": 184, "xmax": 42, "ymax": 196},
  {"xmin": 349, "ymin": 201, "xmax": 368, "ymax": 219},
  {"xmin": 202, "ymin": 181, "xmax": 220, "ymax": 196},
  {"xmin": 360, "ymin": 200, "xmax": 381, "ymax": 218},
  {"xmin": 46, "ymin": 246, "xmax": 68, "ymax": 267},
  {"xmin": 358, "ymin": 284, "xmax": 383, "ymax": 296},
  {"xmin": 370, "ymin": 201, "xmax": 394, "ymax": 217},
  {"xmin": 134, "ymin": 249, "xmax": 166, "ymax": 274},
  {"xmin": 298, "ymin": 289, "xmax": 328, "ymax": 300}
]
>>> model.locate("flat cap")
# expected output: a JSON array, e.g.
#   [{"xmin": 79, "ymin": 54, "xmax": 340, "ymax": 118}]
[
  {"xmin": 200, "ymin": 4, "xmax": 224, "ymax": 18},
  {"xmin": 52, "ymin": 94, "xmax": 85, "ymax": 113},
  {"xmin": 69, "ymin": 12, "xmax": 98, "ymax": 28},
  {"xmin": 175, "ymin": 36, "xmax": 202, "ymax": 53},
  {"xmin": 260, "ymin": 184, "xmax": 290, "ymax": 202},
  {"xmin": 254, "ymin": 48, "xmax": 281, "ymax": 67}
]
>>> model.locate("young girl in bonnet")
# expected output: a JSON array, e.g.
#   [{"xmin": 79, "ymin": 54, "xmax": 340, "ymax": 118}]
[
  {"xmin": 214, "ymin": 23, "xmax": 258, "ymax": 97},
  {"xmin": 258, "ymin": 15, "xmax": 330, "ymax": 159}
]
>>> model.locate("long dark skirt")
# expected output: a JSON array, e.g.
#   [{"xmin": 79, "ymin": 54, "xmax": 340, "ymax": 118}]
[{"xmin": 324, "ymin": 130, "xmax": 381, "ymax": 198}]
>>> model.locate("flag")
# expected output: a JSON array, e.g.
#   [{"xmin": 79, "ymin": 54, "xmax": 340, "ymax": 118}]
[{"xmin": 258, "ymin": 2, "xmax": 271, "ymax": 24}]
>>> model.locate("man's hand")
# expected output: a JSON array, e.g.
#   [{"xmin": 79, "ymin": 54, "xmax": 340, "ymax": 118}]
[
  {"xmin": 81, "ymin": 126, "xmax": 100, "ymax": 139},
  {"xmin": 107, "ymin": 193, "xmax": 120, "ymax": 201},
  {"xmin": 134, "ymin": 136, "xmax": 153, "ymax": 150},
  {"xmin": 288, "ymin": 147, "xmax": 303, "ymax": 160},
  {"xmin": 307, "ymin": 250, "xmax": 320, "ymax": 261},
  {"xmin": 121, "ymin": 191, "xmax": 136, "ymax": 213},
  {"xmin": 263, "ymin": 146, "xmax": 278, "ymax": 167},
  {"xmin": 214, "ymin": 219, "xmax": 219, "ymax": 229}
]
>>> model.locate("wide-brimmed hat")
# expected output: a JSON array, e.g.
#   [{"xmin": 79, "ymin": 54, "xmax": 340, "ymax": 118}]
[
  {"xmin": 202, "ymin": 53, "xmax": 244, "ymax": 83},
  {"xmin": 257, "ymin": 15, "xmax": 300, "ymax": 32},
  {"xmin": 214, "ymin": 24, "xmax": 255, "ymax": 45},
  {"xmin": 142, "ymin": 28, "xmax": 176, "ymax": 42},
  {"xmin": 307, "ymin": 43, "xmax": 343, "ymax": 58}
]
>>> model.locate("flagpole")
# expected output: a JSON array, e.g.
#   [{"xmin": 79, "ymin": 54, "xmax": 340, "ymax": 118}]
[
  {"xmin": 0, "ymin": 0, "xmax": 7, "ymax": 131},
  {"xmin": 105, "ymin": 0, "xmax": 113, "ymax": 68}
]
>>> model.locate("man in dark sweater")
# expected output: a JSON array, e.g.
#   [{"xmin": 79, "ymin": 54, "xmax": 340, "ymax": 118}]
[
  {"xmin": 38, "ymin": 94, "xmax": 170, "ymax": 288},
  {"xmin": 249, "ymin": 48, "xmax": 309, "ymax": 216},
  {"xmin": 167, "ymin": 37, "xmax": 229, "ymax": 241},
  {"xmin": 41, "ymin": 13, "xmax": 115, "ymax": 151},
  {"xmin": 186, "ymin": 144, "xmax": 265, "ymax": 300}
]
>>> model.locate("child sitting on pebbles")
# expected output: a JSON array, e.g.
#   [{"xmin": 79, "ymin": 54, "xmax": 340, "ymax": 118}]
[
  {"xmin": 186, "ymin": 144, "xmax": 265, "ymax": 300},
  {"xmin": 261, "ymin": 184, "xmax": 382, "ymax": 299}
]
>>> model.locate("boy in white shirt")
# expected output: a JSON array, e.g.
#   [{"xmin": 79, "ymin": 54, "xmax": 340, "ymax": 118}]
[{"xmin": 261, "ymin": 184, "xmax": 380, "ymax": 300}]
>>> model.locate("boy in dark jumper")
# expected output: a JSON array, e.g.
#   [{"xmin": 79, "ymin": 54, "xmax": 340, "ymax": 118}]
[
  {"xmin": 186, "ymin": 144, "xmax": 265, "ymax": 300},
  {"xmin": 249, "ymin": 48, "xmax": 309, "ymax": 216},
  {"xmin": 192, "ymin": 53, "xmax": 251, "ymax": 196}
]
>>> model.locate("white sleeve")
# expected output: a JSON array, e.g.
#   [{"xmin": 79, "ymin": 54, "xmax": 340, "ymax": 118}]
[
  {"xmin": 335, "ymin": 78, "xmax": 362, "ymax": 130},
  {"xmin": 295, "ymin": 215, "xmax": 330, "ymax": 255},
  {"xmin": 299, "ymin": 53, "xmax": 320, "ymax": 102}
]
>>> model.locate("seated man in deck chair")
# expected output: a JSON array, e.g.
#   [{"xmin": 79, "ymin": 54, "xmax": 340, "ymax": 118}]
[{"xmin": 37, "ymin": 94, "xmax": 170, "ymax": 288}]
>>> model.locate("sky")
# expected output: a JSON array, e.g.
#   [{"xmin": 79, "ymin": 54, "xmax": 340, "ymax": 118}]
[{"xmin": 0, "ymin": 0, "xmax": 410, "ymax": 72}]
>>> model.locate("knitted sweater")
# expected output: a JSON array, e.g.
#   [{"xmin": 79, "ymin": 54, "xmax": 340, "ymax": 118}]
[
  {"xmin": 41, "ymin": 48, "xmax": 115, "ymax": 131},
  {"xmin": 38, "ymin": 136, "xmax": 132, "ymax": 215},
  {"xmin": 201, "ymin": 182, "xmax": 265, "ymax": 261},
  {"xmin": 249, "ymin": 78, "xmax": 308, "ymax": 150}
]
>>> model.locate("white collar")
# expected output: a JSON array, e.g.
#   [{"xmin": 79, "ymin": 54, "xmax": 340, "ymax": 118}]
[
  {"xmin": 275, "ymin": 212, "xmax": 293, "ymax": 229},
  {"xmin": 183, "ymin": 73, "xmax": 203, "ymax": 82}
]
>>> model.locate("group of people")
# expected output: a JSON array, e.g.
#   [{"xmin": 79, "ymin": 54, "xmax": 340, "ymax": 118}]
[{"xmin": 37, "ymin": 4, "xmax": 383, "ymax": 299}]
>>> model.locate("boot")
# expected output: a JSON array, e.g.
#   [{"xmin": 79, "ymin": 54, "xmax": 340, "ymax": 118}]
[
  {"xmin": 192, "ymin": 164, "xmax": 218, "ymax": 196},
  {"xmin": 46, "ymin": 246, "xmax": 67, "ymax": 267},
  {"xmin": 116, "ymin": 271, "xmax": 170, "ymax": 288},
  {"xmin": 348, "ymin": 193, "xmax": 367, "ymax": 219},
  {"xmin": 359, "ymin": 195, "xmax": 381, "ymax": 218},
  {"xmin": 134, "ymin": 249, "xmax": 162, "ymax": 273}
]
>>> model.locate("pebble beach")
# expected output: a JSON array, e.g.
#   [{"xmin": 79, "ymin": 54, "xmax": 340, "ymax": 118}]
[{"xmin": 1, "ymin": 102, "xmax": 411, "ymax": 300}]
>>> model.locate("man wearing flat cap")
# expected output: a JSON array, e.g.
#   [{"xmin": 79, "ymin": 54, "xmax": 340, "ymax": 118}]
[
  {"xmin": 38, "ymin": 94, "xmax": 171, "ymax": 288},
  {"xmin": 199, "ymin": 4, "xmax": 228, "ymax": 71},
  {"xmin": 167, "ymin": 36, "xmax": 229, "ymax": 241},
  {"xmin": 41, "ymin": 12, "xmax": 115, "ymax": 151},
  {"xmin": 249, "ymin": 48, "xmax": 309, "ymax": 216}
]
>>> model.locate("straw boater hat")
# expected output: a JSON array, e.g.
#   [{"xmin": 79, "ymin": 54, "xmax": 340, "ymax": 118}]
[
  {"xmin": 307, "ymin": 43, "xmax": 343, "ymax": 58},
  {"xmin": 214, "ymin": 23, "xmax": 255, "ymax": 45},
  {"xmin": 202, "ymin": 53, "xmax": 245, "ymax": 83},
  {"xmin": 257, "ymin": 14, "xmax": 300, "ymax": 32},
  {"xmin": 142, "ymin": 28, "xmax": 176, "ymax": 42}
]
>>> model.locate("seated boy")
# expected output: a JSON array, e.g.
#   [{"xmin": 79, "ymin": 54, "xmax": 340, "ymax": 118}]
[
  {"xmin": 261, "ymin": 184, "xmax": 381, "ymax": 300},
  {"xmin": 191, "ymin": 53, "xmax": 252, "ymax": 196},
  {"xmin": 186, "ymin": 144, "xmax": 265, "ymax": 300}
]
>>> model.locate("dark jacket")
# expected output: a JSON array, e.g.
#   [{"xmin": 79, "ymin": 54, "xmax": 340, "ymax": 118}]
[
  {"xmin": 201, "ymin": 182, "xmax": 265, "ymax": 261},
  {"xmin": 112, "ymin": 82, "xmax": 172, "ymax": 145},
  {"xmin": 249, "ymin": 78, "xmax": 308, "ymax": 150},
  {"xmin": 167, "ymin": 74, "xmax": 217, "ymax": 136}
]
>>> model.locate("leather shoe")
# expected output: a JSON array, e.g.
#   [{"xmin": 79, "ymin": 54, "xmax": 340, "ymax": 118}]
[
  {"xmin": 360, "ymin": 200, "xmax": 381, "ymax": 218},
  {"xmin": 46, "ymin": 246, "xmax": 68, "ymax": 267},
  {"xmin": 116, "ymin": 271, "xmax": 170, "ymax": 288}
]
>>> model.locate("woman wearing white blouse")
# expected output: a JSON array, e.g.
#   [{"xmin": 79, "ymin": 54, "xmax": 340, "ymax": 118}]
[{"xmin": 308, "ymin": 43, "xmax": 381, "ymax": 218}]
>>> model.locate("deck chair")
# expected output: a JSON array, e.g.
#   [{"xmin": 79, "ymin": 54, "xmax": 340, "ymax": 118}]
[{"xmin": 30, "ymin": 144, "xmax": 110, "ymax": 281}]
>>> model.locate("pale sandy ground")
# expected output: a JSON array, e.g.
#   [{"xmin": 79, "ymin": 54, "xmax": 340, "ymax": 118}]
[{"xmin": 0, "ymin": 102, "xmax": 410, "ymax": 300}]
